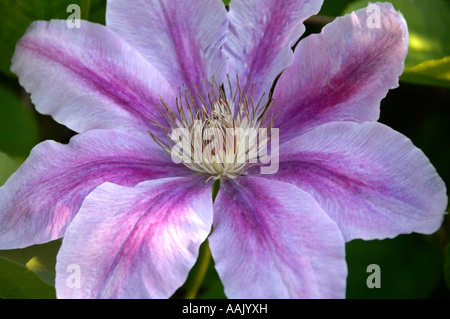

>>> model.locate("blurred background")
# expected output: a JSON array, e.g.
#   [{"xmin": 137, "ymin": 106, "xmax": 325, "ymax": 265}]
[{"xmin": 0, "ymin": 0, "xmax": 448, "ymax": 299}]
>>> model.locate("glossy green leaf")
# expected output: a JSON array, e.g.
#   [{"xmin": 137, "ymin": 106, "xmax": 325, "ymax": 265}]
[
  {"xmin": 0, "ymin": 0, "xmax": 106, "ymax": 77},
  {"xmin": 343, "ymin": 0, "xmax": 450, "ymax": 87},
  {"xmin": 0, "ymin": 257, "xmax": 56, "ymax": 299},
  {"xmin": 0, "ymin": 85, "xmax": 39, "ymax": 158},
  {"xmin": 0, "ymin": 151, "xmax": 20, "ymax": 185},
  {"xmin": 0, "ymin": 240, "xmax": 61, "ymax": 287},
  {"xmin": 346, "ymin": 235, "xmax": 443, "ymax": 298},
  {"xmin": 402, "ymin": 56, "xmax": 450, "ymax": 88}
]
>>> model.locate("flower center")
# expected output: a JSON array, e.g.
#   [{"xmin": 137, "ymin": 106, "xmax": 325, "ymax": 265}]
[{"xmin": 149, "ymin": 78, "xmax": 276, "ymax": 181}]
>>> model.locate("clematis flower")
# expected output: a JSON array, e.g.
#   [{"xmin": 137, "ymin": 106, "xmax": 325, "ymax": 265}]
[{"xmin": 0, "ymin": 0, "xmax": 447, "ymax": 299}]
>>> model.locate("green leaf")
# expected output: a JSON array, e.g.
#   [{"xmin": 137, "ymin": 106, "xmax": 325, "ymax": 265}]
[
  {"xmin": 343, "ymin": 0, "xmax": 450, "ymax": 87},
  {"xmin": 172, "ymin": 241, "xmax": 226, "ymax": 299},
  {"xmin": 196, "ymin": 258, "xmax": 226, "ymax": 299},
  {"xmin": 445, "ymin": 243, "xmax": 450, "ymax": 289},
  {"xmin": 0, "ymin": 257, "xmax": 56, "ymax": 299},
  {"xmin": 0, "ymin": 0, "xmax": 106, "ymax": 77},
  {"xmin": 319, "ymin": 0, "xmax": 356, "ymax": 16},
  {"xmin": 0, "ymin": 85, "xmax": 39, "ymax": 158},
  {"xmin": 346, "ymin": 235, "xmax": 443, "ymax": 298},
  {"xmin": 0, "ymin": 151, "xmax": 20, "ymax": 186},
  {"xmin": 402, "ymin": 56, "xmax": 450, "ymax": 88},
  {"xmin": 0, "ymin": 240, "xmax": 61, "ymax": 287}
]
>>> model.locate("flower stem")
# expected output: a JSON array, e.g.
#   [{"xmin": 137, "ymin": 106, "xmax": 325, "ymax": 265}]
[
  {"xmin": 212, "ymin": 179, "xmax": 221, "ymax": 202},
  {"xmin": 184, "ymin": 180, "xmax": 220, "ymax": 299},
  {"xmin": 184, "ymin": 240, "xmax": 212, "ymax": 299}
]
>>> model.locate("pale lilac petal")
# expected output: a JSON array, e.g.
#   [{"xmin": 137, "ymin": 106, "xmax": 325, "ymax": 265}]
[
  {"xmin": 55, "ymin": 177, "xmax": 212, "ymax": 299},
  {"xmin": 209, "ymin": 177, "xmax": 347, "ymax": 298},
  {"xmin": 273, "ymin": 3, "xmax": 409, "ymax": 143},
  {"xmin": 0, "ymin": 130, "xmax": 188, "ymax": 249},
  {"xmin": 225, "ymin": 0, "xmax": 323, "ymax": 100},
  {"xmin": 107, "ymin": 0, "xmax": 228, "ymax": 93},
  {"xmin": 11, "ymin": 20, "xmax": 175, "ymax": 137},
  {"xmin": 261, "ymin": 121, "xmax": 447, "ymax": 241}
]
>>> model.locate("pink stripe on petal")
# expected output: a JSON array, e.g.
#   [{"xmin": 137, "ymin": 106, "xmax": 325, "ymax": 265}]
[
  {"xmin": 225, "ymin": 0, "xmax": 323, "ymax": 101},
  {"xmin": 209, "ymin": 176, "xmax": 347, "ymax": 299},
  {"xmin": 266, "ymin": 121, "xmax": 447, "ymax": 241},
  {"xmin": 0, "ymin": 130, "xmax": 187, "ymax": 249},
  {"xmin": 11, "ymin": 20, "xmax": 175, "ymax": 137},
  {"xmin": 273, "ymin": 3, "xmax": 409, "ymax": 143},
  {"xmin": 55, "ymin": 177, "xmax": 213, "ymax": 299},
  {"xmin": 107, "ymin": 0, "xmax": 228, "ymax": 94}
]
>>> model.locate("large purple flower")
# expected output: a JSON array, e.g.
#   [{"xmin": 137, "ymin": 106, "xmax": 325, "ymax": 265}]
[{"xmin": 0, "ymin": 0, "xmax": 447, "ymax": 299}]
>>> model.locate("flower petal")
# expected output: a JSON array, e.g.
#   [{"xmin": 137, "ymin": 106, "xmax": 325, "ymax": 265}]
[
  {"xmin": 209, "ymin": 176, "xmax": 347, "ymax": 298},
  {"xmin": 225, "ymin": 0, "xmax": 323, "ymax": 100},
  {"xmin": 273, "ymin": 3, "xmax": 409, "ymax": 143},
  {"xmin": 55, "ymin": 177, "xmax": 212, "ymax": 299},
  {"xmin": 262, "ymin": 121, "xmax": 447, "ymax": 241},
  {"xmin": 107, "ymin": 0, "xmax": 228, "ymax": 92},
  {"xmin": 11, "ymin": 20, "xmax": 175, "ymax": 136},
  {"xmin": 0, "ymin": 129, "xmax": 187, "ymax": 249}
]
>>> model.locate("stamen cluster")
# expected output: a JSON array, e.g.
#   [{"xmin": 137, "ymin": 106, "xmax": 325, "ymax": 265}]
[{"xmin": 149, "ymin": 78, "xmax": 277, "ymax": 180}]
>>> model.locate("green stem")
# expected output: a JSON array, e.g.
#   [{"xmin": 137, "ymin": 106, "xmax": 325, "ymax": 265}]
[
  {"xmin": 81, "ymin": 0, "xmax": 91, "ymax": 20},
  {"xmin": 212, "ymin": 179, "xmax": 221, "ymax": 202},
  {"xmin": 184, "ymin": 180, "xmax": 220, "ymax": 299},
  {"xmin": 184, "ymin": 240, "xmax": 212, "ymax": 299}
]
